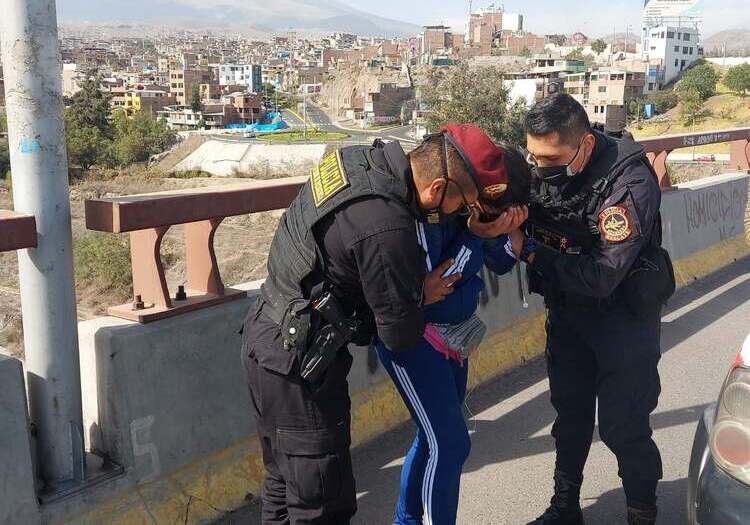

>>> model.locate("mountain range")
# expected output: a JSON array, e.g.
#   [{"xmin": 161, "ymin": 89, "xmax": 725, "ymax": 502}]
[
  {"xmin": 56, "ymin": 0, "xmax": 420, "ymax": 37},
  {"xmin": 703, "ymin": 29, "xmax": 750, "ymax": 56}
]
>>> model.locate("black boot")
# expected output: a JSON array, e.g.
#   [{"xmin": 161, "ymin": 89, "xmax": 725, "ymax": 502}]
[
  {"xmin": 527, "ymin": 471, "xmax": 585, "ymax": 525},
  {"xmin": 627, "ymin": 505, "xmax": 657, "ymax": 525}
]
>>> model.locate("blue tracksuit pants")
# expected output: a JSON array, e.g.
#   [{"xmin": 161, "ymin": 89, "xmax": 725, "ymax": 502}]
[{"xmin": 375, "ymin": 338, "xmax": 470, "ymax": 525}]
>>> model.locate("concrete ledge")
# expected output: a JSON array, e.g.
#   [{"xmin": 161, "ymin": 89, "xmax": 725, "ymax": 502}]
[
  {"xmin": 57, "ymin": 174, "xmax": 750, "ymax": 524},
  {"xmin": 0, "ymin": 355, "xmax": 41, "ymax": 525}
]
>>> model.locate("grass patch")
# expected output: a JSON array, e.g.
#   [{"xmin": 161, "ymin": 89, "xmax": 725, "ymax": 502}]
[
  {"xmin": 630, "ymin": 89, "xmax": 750, "ymax": 154},
  {"xmin": 256, "ymin": 130, "xmax": 349, "ymax": 143},
  {"xmin": 74, "ymin": 233, "xmax": 132, "ymax": 303}
]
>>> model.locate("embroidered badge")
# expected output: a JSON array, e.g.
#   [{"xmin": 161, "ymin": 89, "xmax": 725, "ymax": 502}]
[
  {"xmin": 483, "ymin": 183, "xmax": 508, "ymax": 198},
  {"xmin": 310, "ymin": 150, "xmax": 349, "ymax": 207},
  {"xmin": 599, "ymin": 206, "xmax": 632, "ymax": 242}
]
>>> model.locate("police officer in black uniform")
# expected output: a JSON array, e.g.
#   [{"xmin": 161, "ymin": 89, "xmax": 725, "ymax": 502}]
[
  {"xmin": 515, "ymin": 94, "xmax": 675, "ymax": 525},
  {"xmin": 242, "ymin": 125, "xmax": 527, "ymax": 524}
]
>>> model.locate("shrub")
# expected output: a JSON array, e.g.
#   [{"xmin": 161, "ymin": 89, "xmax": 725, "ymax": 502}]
[{"xmin": 74, "ymin": 233, "xmax": 132, "ymax": 301}]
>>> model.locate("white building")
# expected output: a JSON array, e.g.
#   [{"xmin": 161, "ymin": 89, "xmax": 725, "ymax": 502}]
[
  {"xmin": 502, "ymin": 13, "xmax": 524, "ymax": 32},
  {"xmin": 641, "ymin": 25, "xmax": 700, "ymax": 86},
  {"xmin": 217, "ymin": 64, "xmax": 262, "ymax": 93}
]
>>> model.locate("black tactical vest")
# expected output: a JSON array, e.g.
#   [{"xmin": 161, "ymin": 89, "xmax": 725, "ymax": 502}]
[
  {"xmin": 260, "ymin": 142, "xmax": 412, "ymax": 326},
  {"xmin": 527, "ymin": 131, "xmax": 652, "ymax": 256}
]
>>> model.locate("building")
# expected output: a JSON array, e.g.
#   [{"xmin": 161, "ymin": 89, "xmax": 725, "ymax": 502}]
[
  {"xmin": 641, "ymin": 25, "xmax": 700, "ymax": 86},
  {"xmin": 123, "ymin": 88, "xmax": 175, "ymax": 116},
  {"xmin": 420, "ymin": 25, "xmax": 454, "ymax": 56},
  {"xmin": 501, "ymin": 33, "xmax": 547, "ymax": 55},
  {"xmin": 169, "ymin": 68, "xmax": 212, "ymax": 107},
  {"xmin": 502, "ymin": 13, "xmax": 524, "ymax": 32},
  {"xmin": 217, "ymin": 64, "xmax": 262, "ymax": 93},
  {"xmin": 227, "ymin": 93, "xmax": 264, "ymax": 124},
  {"xmin": 62, "ymin": 63, "xmax": 84, "ymax": 97},
  {"xmin": 564, "ymin": 68, "xmax": 646, "ymax": 130},
  {"xmin": 157, "ymin": 103, "xmax": 241, "ymax": 130},
  {"xmin": 532, "ymin": 56, "xmax": 587, "ymax": 75},
  {"xmin": 364, "ymin": 83, "xmax": 413, "ymax": 126},
  {"xmin": 467, "ymin": 4, "xmax": 504, "ymax": 49}
]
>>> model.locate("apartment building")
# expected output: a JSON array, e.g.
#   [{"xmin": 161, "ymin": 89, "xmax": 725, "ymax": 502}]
[
  {"xmin": 564, "ymin": 68, "xmax": 646, "ymax": 130},
  {"xmin": 169, "ymin": 68, "xmax": 212, "ymax": 106},
  {"xmin": 641, "ymin": 25, "xmax": 700, "ymax": 86},
  {"xmin": 217, "ymin": 64, "xmax": 262, "ymax": 93},
  {"xmin": 123, "ymin": 88, "xmax": 175, "ymax": 116}
]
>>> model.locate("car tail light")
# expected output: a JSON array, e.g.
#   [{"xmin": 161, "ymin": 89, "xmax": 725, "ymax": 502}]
[{"xmin": 710, "ymin": 335, "xmax": 750, "ymax": 485}]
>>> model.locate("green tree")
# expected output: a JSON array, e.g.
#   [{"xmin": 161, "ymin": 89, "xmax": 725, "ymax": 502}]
[
  {"xmin": 676, "ymin": 63, "xmax": 720, "ymax": 101},
  {"xmin": 0, "ymin": 110, "xmax": 7, "ymax": 133},
  {"xmin": 591, "ymin": 39, "xmax": 608, "ymax": 56},
  {"xmin": 190, "ymin": 85, "xmax": 202, "ymax": 114},
  {"xmin": 421, "ymin": 64, "xmax": 528, "ymax": 146},
  {"xmin": 0, "ymin": 139, "xmax": 10, "ymax": 179},
  {"xmin": 110, "ymin": 108, "xmax": 177, "ymax": 166},
  {"xmin": 724, "ymin": 64, "xmax": 750, "ymax": 96},
  {"xmin": 647, "ymin": 90, "xmax": 679, "ymax": 114},
  {"xmin": 565, "ymin": 48, "xmax": 585, "ymax": 61},
  {"xmin": 67, "ymin": 74, "xmax": 112, "ymax": 137},
  {"xmin": 679, "ymin": 87, "xmax": 704, "ymax": 126},
  {"xmin": 64, "ymin": 111, "xmax": 107, "ymax": 170},
  {"xmin": 519, "ymin": 47, "xmax": 532, "ymax": 58}
]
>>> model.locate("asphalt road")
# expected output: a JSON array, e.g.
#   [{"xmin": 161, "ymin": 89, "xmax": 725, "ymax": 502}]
[
  {"xmin": 207, "ymin": 104, "xmax": 416, "ymax": 148},
  {"xmin": 217, "ymin": 257, "xmax": 750, "ymax": 525}
]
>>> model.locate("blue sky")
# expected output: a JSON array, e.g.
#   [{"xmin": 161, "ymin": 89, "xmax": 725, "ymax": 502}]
[{"xmin": 341, "ymin": 0, "xmax": 749, "ymax": 38}]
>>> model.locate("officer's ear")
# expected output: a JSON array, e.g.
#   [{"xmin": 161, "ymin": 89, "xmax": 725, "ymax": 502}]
[{"xmin": 582, "ymin": 132, "xmax": 596, "ymax": 164}]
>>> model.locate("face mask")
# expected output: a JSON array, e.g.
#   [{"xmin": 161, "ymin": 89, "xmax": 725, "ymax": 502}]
[{"xmin": 533, "ymin": 137, "xmax": 585, "ymax": 184}]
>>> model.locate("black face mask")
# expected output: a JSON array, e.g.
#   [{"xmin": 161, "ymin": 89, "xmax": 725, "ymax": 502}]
[{"xmin": 533, "ymin": 137, "xmax": 585, "ymax": 185}]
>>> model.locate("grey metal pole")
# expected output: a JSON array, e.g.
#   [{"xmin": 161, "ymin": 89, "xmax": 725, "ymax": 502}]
[{"xmin": 1, "ymin": 0, "xmax": 85, "ymax": 489}]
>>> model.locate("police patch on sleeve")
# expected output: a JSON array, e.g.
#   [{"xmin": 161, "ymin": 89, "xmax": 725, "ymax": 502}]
[
  {"xmin": 599, "ymin": 206, "xmax": 632, "ymax": 243},
  {"xmin": 311, "ymin": 150, "xmax": 349, "ymax": 207}
]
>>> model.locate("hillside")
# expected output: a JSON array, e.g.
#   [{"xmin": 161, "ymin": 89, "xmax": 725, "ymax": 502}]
[
  {"xmin": 703, "ymin": 30, "xmax": 750, "ymax": 57},
  {"xmin": 56, "ymin": 0, "xmax": 420, "ymax": 37},
  {"xmin": 630, "ymin": 79, "xmax": 750, "ymax": 154}
]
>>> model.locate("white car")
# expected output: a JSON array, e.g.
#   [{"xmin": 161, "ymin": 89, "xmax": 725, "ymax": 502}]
[{"xmin": 687, "ymin": 332, "xmax": 750, "ymax": 524}]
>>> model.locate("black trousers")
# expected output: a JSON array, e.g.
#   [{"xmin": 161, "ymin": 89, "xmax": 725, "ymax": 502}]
[
  {"xmin": 545, "ymin": 305, "xmax": 663, "ymax": 508},
  {"xmin": 242, "ymin": 304, "xmax": 357, "ymax": 524}
]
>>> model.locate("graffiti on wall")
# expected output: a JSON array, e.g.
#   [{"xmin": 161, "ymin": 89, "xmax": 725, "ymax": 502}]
[{"xmin": 683, "ymin": 184, "xmax": 746, "ymax": 236}]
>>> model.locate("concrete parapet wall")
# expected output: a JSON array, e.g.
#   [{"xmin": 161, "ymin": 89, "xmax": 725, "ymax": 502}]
[
  {"xmin": 15, "ymin": 173, "xmax": 749, "ymax": 524},
  {"xmin": 0, "ymin": 355, "xmax": 40, "ymax": 525}
]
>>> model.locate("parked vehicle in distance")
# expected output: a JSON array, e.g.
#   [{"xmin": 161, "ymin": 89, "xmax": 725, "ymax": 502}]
[{"xmin": 687, "ymin": 332, "xmax": 750, "ymax": 524}]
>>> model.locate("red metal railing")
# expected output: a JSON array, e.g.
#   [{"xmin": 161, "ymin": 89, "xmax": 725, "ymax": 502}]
[
  {"xmin": 85, "ymin": 177, "xmax": 306, "ymax": 322},
  {"xmin": 84, "ymin": 128, "xmax": 750, "ymax": 323},
  {"xmin": 0, "ymin": 210, "xmax": 37, "ymax": 252},
  {"xmin": 638, "ymin": 127, "xmax": 750, "ymax": 190}
]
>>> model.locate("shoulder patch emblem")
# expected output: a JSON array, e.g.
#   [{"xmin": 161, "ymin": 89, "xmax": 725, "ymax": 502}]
[
  {"xmin": 310, "ymin": 150, "xmax": 349, "ymax": 207},
  {"xmin": 599, "ymin": 206, "xmax": 632, "ymax": 243}
]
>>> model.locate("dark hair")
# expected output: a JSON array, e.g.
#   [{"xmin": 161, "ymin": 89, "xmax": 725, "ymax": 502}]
[
  {"xmin": 524, "ymin": 93, "xmax": 591, "ymax": 146},
  {"xmin": 493, "ymin": 142, "xmax": 531, "ymax": 207}
]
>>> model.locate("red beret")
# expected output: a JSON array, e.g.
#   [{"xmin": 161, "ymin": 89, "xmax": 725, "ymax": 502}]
[{"xmin": 441, "ymin": 123, "xmax": 508, "ymax": 200}]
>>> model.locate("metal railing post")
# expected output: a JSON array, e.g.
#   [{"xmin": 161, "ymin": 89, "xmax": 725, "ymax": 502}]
[{"xmin": 1, "ymin": 0, "xmax": 85, "ymax": 489}]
